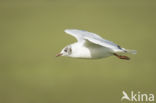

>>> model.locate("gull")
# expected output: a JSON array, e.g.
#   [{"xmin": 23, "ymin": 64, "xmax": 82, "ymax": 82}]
[{"xmin": 56, "ymin": 29, "xmax": 136, "ymax": 60}]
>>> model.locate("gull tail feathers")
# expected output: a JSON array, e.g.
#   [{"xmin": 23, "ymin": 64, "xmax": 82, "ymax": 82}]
[
  {"xmin": 125, "ymin": 49, "xmax": 137, "ymax": 54},
  {"xmin": 122, "ymin": 48, "xmax": 137, "ymax": 54}
]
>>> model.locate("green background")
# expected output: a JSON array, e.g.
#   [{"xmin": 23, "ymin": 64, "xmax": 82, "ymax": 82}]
[{"xmin": 0, "ymin": 0, "xmax": 156, "ymax": 103}]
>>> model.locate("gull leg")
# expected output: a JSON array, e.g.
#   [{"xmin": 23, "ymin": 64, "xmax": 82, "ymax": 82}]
[{"xmin": 113, "ymin": 53, "xmax": 130, "ymax": 60}]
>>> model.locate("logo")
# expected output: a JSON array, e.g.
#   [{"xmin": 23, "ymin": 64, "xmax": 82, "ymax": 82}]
[{"xmin": 121, "ymin": 91, "xmax": 154, "ymax": 102}]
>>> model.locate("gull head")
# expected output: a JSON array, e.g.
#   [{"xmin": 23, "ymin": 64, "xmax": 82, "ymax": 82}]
[
  {"xmin": 56, "ymin": 42, "xmax": 91, "ymax": 58},
  {"xmin": 56, "ymin": 45, "xmax": 72, "ymax": 57}
]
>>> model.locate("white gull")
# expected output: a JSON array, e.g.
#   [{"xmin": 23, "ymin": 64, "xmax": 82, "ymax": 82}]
[{"xmin": 56, "ymin": 29, "xmax": 136, "ymax": 60}]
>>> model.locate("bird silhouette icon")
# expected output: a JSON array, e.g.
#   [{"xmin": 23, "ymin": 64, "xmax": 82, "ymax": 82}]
[{"xmin": 121, "ymin": 91, "xmax": 131, "ymax": 101}]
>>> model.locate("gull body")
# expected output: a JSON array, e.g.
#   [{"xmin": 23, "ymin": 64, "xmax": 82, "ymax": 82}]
[
  {"xmin": 57, "ymin": 29, "xmax": 136, "ymax": 60},
  {"xmin": 68, "ymin": 42, "xmax": 112, "ymax": 59}
]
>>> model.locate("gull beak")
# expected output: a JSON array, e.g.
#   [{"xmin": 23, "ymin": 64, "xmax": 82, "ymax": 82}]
[{"xmin": 56, "ymin": 53, "xmax": 63, "ymax": 57}]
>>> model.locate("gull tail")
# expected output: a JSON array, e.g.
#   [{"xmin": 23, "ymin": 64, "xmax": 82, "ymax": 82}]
[{"xmin": 122, "ymin": 48, "xmax": 137, "ymax": 54}]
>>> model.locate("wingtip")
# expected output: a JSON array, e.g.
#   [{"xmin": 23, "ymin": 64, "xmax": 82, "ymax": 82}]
[
  {"xmin": 65, "ymin": 29, "xmax": 75, "ymax": 31},
  {"xmin": 64, "ymin": 29, "xmax": 75, "ymax": 33},
  {"xmin": 65, "ymin": 29, "xmax": 89, "ymax": 33},
  {"xmin": 64, "ymin": 29, "xmax": 69, "ymax": 32}
]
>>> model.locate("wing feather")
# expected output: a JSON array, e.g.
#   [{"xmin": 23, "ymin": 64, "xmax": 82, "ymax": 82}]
[{"xmin": 64, "ymin": 29, "xmax": 121, "ymax": 52}]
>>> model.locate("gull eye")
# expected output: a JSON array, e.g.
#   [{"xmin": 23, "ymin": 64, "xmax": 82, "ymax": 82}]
[{"xmin": 64, "ymin": 49, "xmax": 67, "ymax": 52}]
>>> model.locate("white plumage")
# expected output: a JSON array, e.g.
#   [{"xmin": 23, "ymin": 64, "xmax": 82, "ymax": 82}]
[{"xmin": 56, "ymin": 29, "xmax": 136, "ymax": 60}]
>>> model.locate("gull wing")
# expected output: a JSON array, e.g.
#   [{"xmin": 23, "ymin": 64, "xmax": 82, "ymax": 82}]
[{"xmin": 64, "ymin": 29, "xmax": 121, "ymax": 51}]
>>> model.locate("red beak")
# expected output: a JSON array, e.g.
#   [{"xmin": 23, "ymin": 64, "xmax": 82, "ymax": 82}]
[{"xmin": 56, "ymin": 53, "xmax": 63, "ymax": 57}]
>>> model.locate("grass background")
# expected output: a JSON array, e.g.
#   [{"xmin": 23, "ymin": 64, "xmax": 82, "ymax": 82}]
[{"xmin": 0, "ymin": 0, "xmax": 156, "ymax": 103}]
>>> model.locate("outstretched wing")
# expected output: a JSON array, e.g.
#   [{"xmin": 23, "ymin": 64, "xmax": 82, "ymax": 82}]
[{"xmin": 64, "ymin": 29, "xmax": 121, "ymax": 52}]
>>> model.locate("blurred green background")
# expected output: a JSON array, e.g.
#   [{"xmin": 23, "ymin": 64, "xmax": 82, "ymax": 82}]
[{"xmin": 0, "ymin": 0, "xmax": 156, "ymax": 103}]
